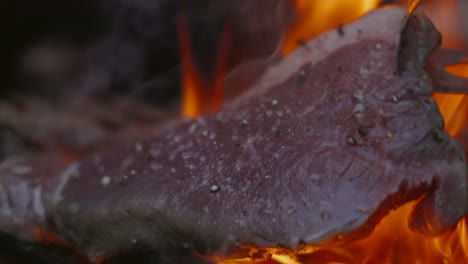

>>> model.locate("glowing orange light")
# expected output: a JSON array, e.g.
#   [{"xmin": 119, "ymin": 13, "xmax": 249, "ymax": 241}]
[
  {"xmin": 407, "ymin": 0, "xmax": 422, "ymax": 15},
  {"xmin": 337, "ymin": 202, "xmax": 468, "ymax": 263},
  {"xmin": 214, "ymin": 202, "xmax": 468, "ymax": 264},
  {"xmin": 433, "ymin": 93, "xmax": 468, "ymax": 137},
  {"xmin": 281, "ymin": 0, "xmax": 381, "ymax": 55},
  {"xmin": 424, "ymin": 0, "xmax": 468, "ymax": 138},
  {"xmin": 33, "ymin": 227, "xmax": 58, "ymax": 244},
  {"xmin": 178, "ymin": 16, "xmax": 230, "ymax": 119},
  {"xmin": 445, "ymin": 62, "xmax": 468, "ymax": 79},
  {"xmin": 206, "ymin": 0, "xmax": 468, "ymax": 263}
]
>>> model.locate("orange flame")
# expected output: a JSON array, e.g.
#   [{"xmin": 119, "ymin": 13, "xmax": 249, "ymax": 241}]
[
  {"xmin": 281, "ymin": 0, "xmax": 381, "ymax": 55},
  {"xmin": 213, "ymin": 202, "xmax": 468, "ymax": 263},
  {"xmin": 178, "ymin": 16, "xmax": 230, "ymax": 118},
  {"xmin": 428, "ymin": 0, "xmax": 468, "ymax": 137},
  {"xmin": 445, "ymin": 63, "xmax": 468, "ymax": 79},
  {"xmin": 325, "ymin": 202, "xmax": 468, "ymax": 263},
  {"xmin": 415, "ymin": 0, "xmax": 468, "ymax": 141},
  {"xmin": 407, "ymin": 0, "xmax": 422, "ymax": 15},
  {"xmin": 433, "ymin": 93, "xmax": 468, "ymax": 137},
  {"xmin": 201, "ymin": 0, "xmax": 468, "ymax": 263}
]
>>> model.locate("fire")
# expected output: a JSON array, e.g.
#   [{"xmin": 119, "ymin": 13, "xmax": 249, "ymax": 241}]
[
  {"xmin": 421, "ymin": 0, "xmax": 468, "ymax": 138},
  {"xmin": 213, "ymin": 202, "xmax": 468, "ymax": 263},
  {"xmin": 324, "ymin": 202, "xmax": 468, "ymax": 263},
  {"xmin": 432, "ymin": 93, "xmax": 468, "ymax": 137},
  {"xmin": 445, "ymin": 63, "xmax": 468, "ymax": 79},
  {"xmin": 178, "ymin": 0, "xmax": 468, "ymax": 262},
  {"xmin": 281, "ymin": 0, "xmax": 381, "ymax": 54},
  {"xmin": 273, "ymin": 0, "xmax": 468, "ymax": 263},
  {"xmin": 178, "ymin": 16, "xmax": 230, "ymax": 118}
]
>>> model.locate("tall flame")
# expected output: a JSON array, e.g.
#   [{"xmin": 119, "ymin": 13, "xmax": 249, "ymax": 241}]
[{"xmin": 178, "ymin": 16, "xmax": 230, "ymax": 118}]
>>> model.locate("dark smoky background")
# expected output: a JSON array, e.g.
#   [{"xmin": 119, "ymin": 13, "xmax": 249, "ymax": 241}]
[
  {"xmin": 0, "ymin": 1, "xmax": 295, "ymax": 262},
  {"xmin": 0, "ymin": 0, "xmax": 294, "ymax": 162},
  {"xmin": 1, "ymin": 0, "xmax": 182, "ymax": 101},
  {"xmin": 2, "ymin": 0, "xmax": 467, "ymax": 101},
  {"xmin": 1, "ymin": 0, "xmax": 106, "ymax": 98},
  {"xmin": 1, "ymin": 0, "xmax": 293, "ymax": 103}
]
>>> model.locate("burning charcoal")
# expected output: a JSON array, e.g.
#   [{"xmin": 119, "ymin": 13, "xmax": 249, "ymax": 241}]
[{"xmin": 0, "ymin": 7, "xmax": 467, "ymax": 262}]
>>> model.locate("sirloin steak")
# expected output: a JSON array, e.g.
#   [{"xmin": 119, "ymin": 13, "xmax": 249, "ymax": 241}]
[{"xmin": 0, "ymin": 7, "xmax": 467, "ymax": 261}]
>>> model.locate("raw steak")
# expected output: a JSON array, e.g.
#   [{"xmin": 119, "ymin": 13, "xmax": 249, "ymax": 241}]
[{"xmin": 0, "ymin": 7, "xmax": 467, "ymax": 261}]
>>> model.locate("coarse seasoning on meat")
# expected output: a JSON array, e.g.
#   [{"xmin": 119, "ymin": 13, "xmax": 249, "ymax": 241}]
[{"xmin": 0, "ymin": 7, "xmax": 466, "ymax": 262}]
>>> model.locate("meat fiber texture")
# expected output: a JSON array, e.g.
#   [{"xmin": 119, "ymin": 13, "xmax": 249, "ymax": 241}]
[{"xmin": 0, "ymin": 7, "xmax": 467, "ymax": 260}]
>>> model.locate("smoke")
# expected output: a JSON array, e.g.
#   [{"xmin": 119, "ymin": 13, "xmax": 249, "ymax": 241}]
[
  {"xmin": 83, "ymin": 0, "xmax": 295, "ymax": 102},
  {"xmin": 2, "ymin": 0, "xmax": 295, "ymax": 104}
]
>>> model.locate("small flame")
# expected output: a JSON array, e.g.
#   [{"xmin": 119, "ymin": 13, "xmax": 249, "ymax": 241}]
[
  {"xmin": 178, "ymin": 16, "xmax": 230, "ymax": 118},
  {"xmin": 34, "ymin": 227, "xmax": 61, "ymax": 244},
  {"xmin": 407, "ymin": 0, "xmax": 422, "ymax": 15}
]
